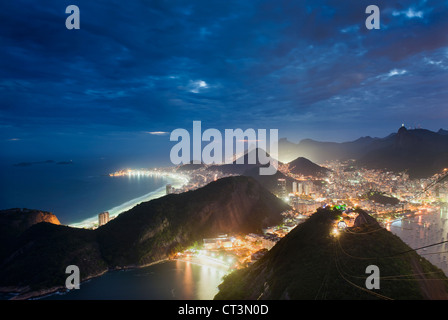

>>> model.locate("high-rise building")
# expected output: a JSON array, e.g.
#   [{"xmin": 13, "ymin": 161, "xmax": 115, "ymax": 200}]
[
  {"xmin": 303, "ymin": 181, "xmax": 313, "ymax": 195},
  {"xmin": 277, "ymin": 178, "xmax": 287, "ymax": 198},
  {"xmin": 298, "ymin": 182, "xmax": 303, "ymax": 195},
  {"xmin": 292, "ymin": 181, "xmax": 297, "ymax": 194},
  {"xmin": 166, "ymin": 184, "xmax": 173, "ymax": 195},
  {"xmin": 98, "ymin": 211, "xmax": 109, "ymax": 226}
]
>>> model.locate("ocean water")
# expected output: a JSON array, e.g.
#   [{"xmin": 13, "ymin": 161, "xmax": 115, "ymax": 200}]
[
  {"xmin": 0, "ymin": 156, "xmax": 184, "ymax": 226},
  {"xmin": 389, "ymin": 206, "xmax": 448, "ymax": 276},
  {"xmin": 40, "ymin": 258, "xmax": 229, "ymax": 300}
]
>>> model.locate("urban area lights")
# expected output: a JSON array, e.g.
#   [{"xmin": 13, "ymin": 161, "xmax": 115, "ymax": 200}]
[{"xmin": 104, "ymin": 161, "xmax": 448, "ymax": 271}]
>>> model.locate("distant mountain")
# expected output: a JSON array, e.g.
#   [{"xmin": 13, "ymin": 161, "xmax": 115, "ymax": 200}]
[
  {"xmin": 0, "ymin": 176, "xmax": 289, "ymax": 299},
  {"xmin": 357, "ymin": 127, "xmax": 448, "ymax": 178},
  {"xmin": 438, "ymin": 129, "xmax": 448, "ymax": 136},
  {"xmin": 287, "ymin": 157, "xmax": 330, "ymax": 177},
  {"xmin": 215, "ymin": 208, "xmax": 448, "ymax": 300},
  {"xmin": 207, "ymin": 148, "xmax": 281, "ymax": 175},
  {"xmin": 278, "ymin": 136, "xmax": 381, "ymax": 164},
  {"xmin": 279, "ymin": 127, "xmax": 448, "ymax": 178}
]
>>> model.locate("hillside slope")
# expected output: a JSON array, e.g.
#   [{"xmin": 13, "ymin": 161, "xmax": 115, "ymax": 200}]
[{"xmin": 215, "ymin": 208, "xmax": 448, "ymax": 300}]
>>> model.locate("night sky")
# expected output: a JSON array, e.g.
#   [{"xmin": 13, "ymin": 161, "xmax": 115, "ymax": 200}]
[{"xmin": 1, "ymin": 0, "xmax": 448, "ymax": 162}]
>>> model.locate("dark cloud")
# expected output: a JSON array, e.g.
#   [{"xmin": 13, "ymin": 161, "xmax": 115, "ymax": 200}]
[{"xmin": 1, "ymin": 0, "xmax": 447, "ymax": 154}]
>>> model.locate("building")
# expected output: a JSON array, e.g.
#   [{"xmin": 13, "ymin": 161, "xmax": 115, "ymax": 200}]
[
  {"xmin": 277, "ymin": 178, "xmax": 287, "ymax": 198},
  {"xmin": 98, "ymin": 211, "xmax": 109, "ymax": 226},
  {"xmin": 166, "ymin": 184, "xmax": 173, "ymax": 195},
  {"xmin": 294, "ymin": 181, "xmax": 314, "ymax": 195},
  {"xmin": 203, "ymin": 235, "xmax": 234, "ymax": 250},
  {"xmin": 246, "ymin": 233, "xmax": 280, "ymax": 250},
  {"xmin": 292, "ymin": 181, "xmax": 297, "ymax": 194},
  {"xmin": 304, "ymin": 181, "xmax": 313, "ymax": 195}
]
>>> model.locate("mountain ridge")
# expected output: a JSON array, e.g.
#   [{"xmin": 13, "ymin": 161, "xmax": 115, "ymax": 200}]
[{"xmin": 279, "ymin": 127, "xmax": 448, "ymax": 178}]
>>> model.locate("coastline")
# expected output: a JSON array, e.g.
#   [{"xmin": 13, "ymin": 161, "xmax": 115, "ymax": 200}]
[
  {"xmin": 1, "ymin": 170, "xmax": 189, "ymax": 300},
  {"xmin": 14, "ymin": 257, "xmax": 230, "ymax": 300},
  {"xmin": 7, "ymin": 259, "xmax": 171, "ymax": 300},
  {"xmin": 3, "ymin": 269, "xmax": 109, "ymax": 301},
  {"xmin": 69, "ymin": 172, "xmax": 189, "ymax": 229}
]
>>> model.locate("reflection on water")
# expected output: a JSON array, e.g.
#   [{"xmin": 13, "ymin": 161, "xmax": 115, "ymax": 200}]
[
  {"xmin": 42, "ymin": 258, "xmax": 229, "ymax": 300},
  {"xmin": 390, "ymin": 205, "xmax": 448, "ymax": 276}
]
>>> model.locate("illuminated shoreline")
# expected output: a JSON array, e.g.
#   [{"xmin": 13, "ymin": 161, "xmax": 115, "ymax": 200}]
[{"xmin": 69, "ymin": 170, "xmax": 189, "ymax": 229}]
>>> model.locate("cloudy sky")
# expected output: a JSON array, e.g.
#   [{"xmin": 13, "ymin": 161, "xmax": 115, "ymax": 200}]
[{"xmin": 1, "ymin": 0, "xmax": 448, "ymax": 161}]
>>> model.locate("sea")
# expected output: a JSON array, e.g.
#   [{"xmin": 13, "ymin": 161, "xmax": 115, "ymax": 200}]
[
  {"xmin": 388, "ymin": 205, "xmax": 448, "ymax": 277},
  {"xmin": 40, "ymin": 258, "xmax": 229, "ymax": 300},
  {"xmin": 0, "ymin": 156, "xmax": 186, "ymax": 227}
]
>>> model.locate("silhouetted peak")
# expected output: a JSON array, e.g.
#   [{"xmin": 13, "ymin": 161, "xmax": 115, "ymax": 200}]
[{"xmin": 397, "ymin": 125, "xmax": 408, "ymax": 134}]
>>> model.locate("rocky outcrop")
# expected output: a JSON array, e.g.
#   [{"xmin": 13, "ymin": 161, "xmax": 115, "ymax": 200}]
[
  {"xmin": 0, "ymin": 208, "xmax": 61, "ymax": 264},
  {"xmin": 0, "ymin": 208, "xmax": 60, "ymax": 234}
]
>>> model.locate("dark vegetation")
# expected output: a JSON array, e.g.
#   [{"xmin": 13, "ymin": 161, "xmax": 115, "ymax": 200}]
[{"xmin": 215, "ymin": 208, "xmax": 448, "ymax": 300}]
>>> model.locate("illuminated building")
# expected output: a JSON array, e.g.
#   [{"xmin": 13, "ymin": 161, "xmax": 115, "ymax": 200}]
[
  {"xmin": 277, "ymin": 178, "xmax": 287, "ymax": 198},
  {"xmin": 98, "ymin": 211, "xmax": 109, "ymax": 226},
  {"xmin": 203, "ymin": 235, "xmax": 234, "ymax": 249},
  {"xmin": 298, "ymin": 182, "xmax": 303, "ymax": 195},
  {"xmin": 292, "ymin": 181, "xmax": 297, "ymax": 194}
]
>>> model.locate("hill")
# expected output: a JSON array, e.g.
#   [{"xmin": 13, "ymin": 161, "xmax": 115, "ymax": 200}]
[
  {"xmin": 215, "ymin": 208, "xmax": 448, "ymax": 300},
  {"xmin": 207, "ymin": 148, "xmax": 281, "ymax": 175},
  {"xmin": 0, "ymin": 208, "xmax": 60, "ymax": 263},
  {"xmin": 96, "ymin": 176, "xmax": 289, "ymax": 267},
  {"xmin": 287, "ymin": 157, "xmax": 330, "ymax": 177},
  {"xmin": 0, "ymin": 176, "xmax": 289, "ymax": 298}
]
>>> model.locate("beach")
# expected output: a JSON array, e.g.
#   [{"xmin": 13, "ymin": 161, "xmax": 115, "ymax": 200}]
[{"xmin": 69, "ymin": 171, "xmax": 189, "ymax": 229}]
